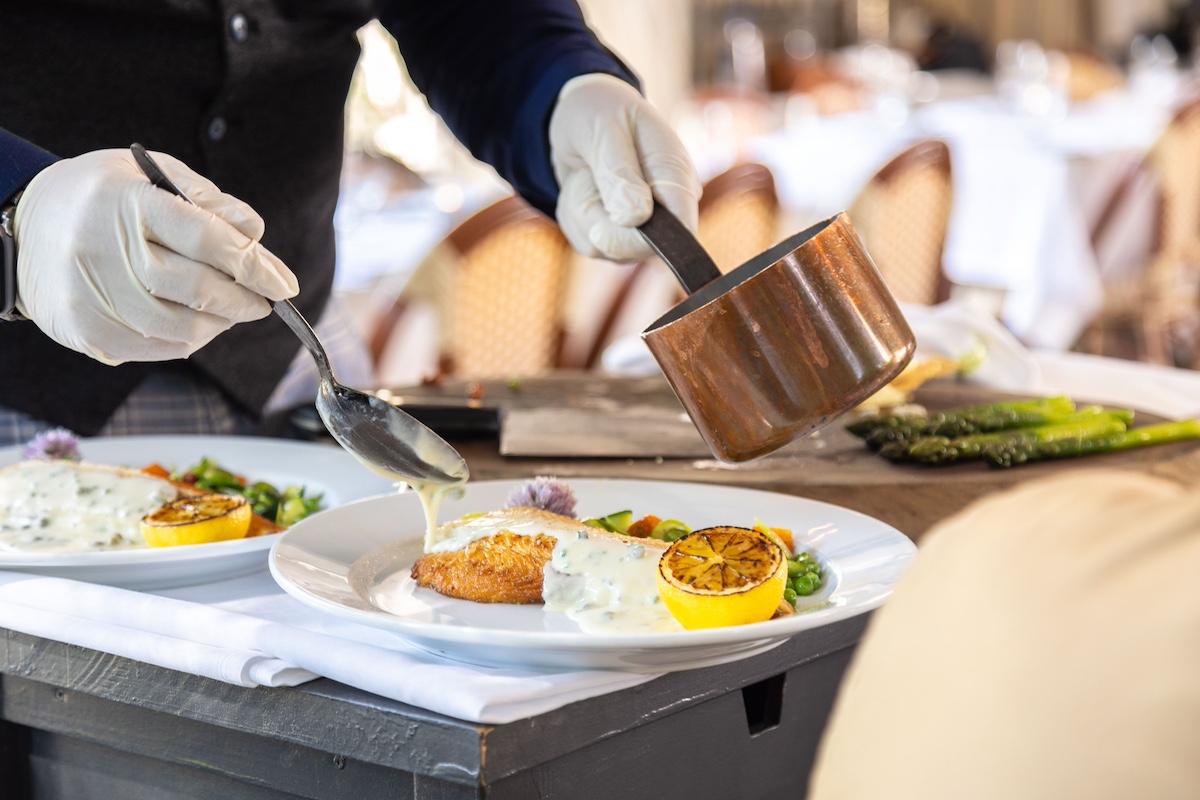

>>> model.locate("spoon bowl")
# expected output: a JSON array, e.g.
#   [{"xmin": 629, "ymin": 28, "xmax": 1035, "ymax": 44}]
[
  {"xmin": 273, "ymin": 301, "xmax": 468, "ymax": 486},
  {"xmin": 130, "ymin": 143, "xmax": 469, "ymax": 487}
]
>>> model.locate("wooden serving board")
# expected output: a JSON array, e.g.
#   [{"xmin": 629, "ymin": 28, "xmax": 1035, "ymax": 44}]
[{"xmin": 383, "ymin": 374, "xmax": 1200, "ymax": 541}]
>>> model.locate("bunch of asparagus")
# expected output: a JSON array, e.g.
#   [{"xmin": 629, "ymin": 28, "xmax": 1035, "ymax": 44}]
[{"xmin": 847, "ymin": 397, "xmax": 1200, "ymax": 468}]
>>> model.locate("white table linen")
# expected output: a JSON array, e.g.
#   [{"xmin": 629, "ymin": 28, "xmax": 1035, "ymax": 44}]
[
  {"xmin": 745, "ymin": 91, "xmax": 1168, "ymax": 351},
  {"xmin": 0, "ymin": 568, "xmax": 655, "ymax": 724}
]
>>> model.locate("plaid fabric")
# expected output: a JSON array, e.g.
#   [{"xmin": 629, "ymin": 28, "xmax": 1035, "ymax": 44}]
[{"xmin": 0, "ymin": 369, "xmax": 258, "ymax": 448}]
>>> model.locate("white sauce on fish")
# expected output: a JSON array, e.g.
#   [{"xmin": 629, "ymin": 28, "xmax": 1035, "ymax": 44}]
[
  {"xmin": 0, "ymin": 461, "xmax": 177, "ymax": 552},
  {"xmin": 425, "ymin": 509, "xmax": 682, "ymax": 634},
  {"xmin": 543, "ymin": 529, "xmax": 682, "ymax": 634}
]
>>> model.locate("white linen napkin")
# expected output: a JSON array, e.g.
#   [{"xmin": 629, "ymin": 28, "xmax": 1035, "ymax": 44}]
[
  {"xmin": 0, "ymin": 569, "xmax": 657, "ymax": 724},
  {"xmin": 898, "ymin": 300, "xmax": 1042, "ymax": 392}
]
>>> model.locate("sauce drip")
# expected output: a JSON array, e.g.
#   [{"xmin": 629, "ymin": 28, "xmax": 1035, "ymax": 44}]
[{"xmin": 353, "ymin": 461, "xmax": 467, "ymax": 549}]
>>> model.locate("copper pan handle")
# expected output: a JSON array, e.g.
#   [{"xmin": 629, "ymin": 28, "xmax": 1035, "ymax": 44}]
[{"xmin": 637, "ymin": 203, "xmax": 722, "ymax": 295}]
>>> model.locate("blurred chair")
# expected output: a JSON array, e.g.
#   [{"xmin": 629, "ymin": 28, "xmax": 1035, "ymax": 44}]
[
  {"xmin": 369, "ymin": 195, "xmax": 572, "ymax": 380},
  {"xmin": 788, "ymin": 57, "xmax": 864, "ymax": 116},
  {"xmin": 847, "ymin": 139, "xmax": 954, "ymax": 306},
  {"xmin": 583, "ymin": 162, "xmax": 782, "ymax": 368},
  {"xmin": 697, "ymin": 161, "xmax": 781, "ymax": 273},
  {"xmin": 1078, "ymin": 95, "xmax": 1200, "ymax": 367}
]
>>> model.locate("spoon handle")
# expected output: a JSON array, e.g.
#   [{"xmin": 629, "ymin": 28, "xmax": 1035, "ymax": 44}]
[
  {"xmin": 272, "ymin": 299, "xmax": 335, "ymax": 381},
  {"xmin": 130, "ymin": 143, "xmax": 336, "ymax": 383}
]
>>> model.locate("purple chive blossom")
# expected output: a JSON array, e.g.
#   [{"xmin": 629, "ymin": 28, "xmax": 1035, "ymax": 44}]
[
  {"xmin": 23, "ymin": 427, "xmax": 82, "ymax": 462},
  {"xmin": 504, "ymin": 476, "xmax": 577, "ymax": 518}
]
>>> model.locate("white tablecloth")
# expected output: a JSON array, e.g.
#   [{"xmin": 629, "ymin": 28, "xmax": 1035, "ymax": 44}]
[{"xmin": 0, "ymin": 568, "xmax": 655, "ymax": 725}]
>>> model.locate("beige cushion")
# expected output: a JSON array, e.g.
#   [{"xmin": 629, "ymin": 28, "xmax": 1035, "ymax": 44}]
[{"xmin": 810, "ymin": 469, "xmax": 1200, "ymax": 800}]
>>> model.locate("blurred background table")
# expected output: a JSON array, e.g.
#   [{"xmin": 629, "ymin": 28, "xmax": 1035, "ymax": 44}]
[{"xmin": 743, "ymin": 89, "xmax": 1170, "ymax": 351}]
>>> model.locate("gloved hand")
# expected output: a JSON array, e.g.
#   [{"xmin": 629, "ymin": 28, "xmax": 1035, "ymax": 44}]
[
  {"xmin": 13, "ymin": 148, "xmax": 298, "ymax": 365},
  {"xmin": 549, "ymin": 73, "xmax": 701, "ymax": 262}
]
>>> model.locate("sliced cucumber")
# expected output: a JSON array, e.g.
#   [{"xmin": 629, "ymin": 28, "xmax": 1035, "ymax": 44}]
[{"xmin": 651, "ymin": 518, "xmax": 691, "ymax": 542}]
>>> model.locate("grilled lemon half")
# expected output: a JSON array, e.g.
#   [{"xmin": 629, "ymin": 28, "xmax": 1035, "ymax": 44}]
[
  {"xmin": 140, "ymin": 494, "xmax": 252, "ymax": 548},
  {"xmin": 656, "ymin": 526, "xmax": 786, "ymax": 629}
]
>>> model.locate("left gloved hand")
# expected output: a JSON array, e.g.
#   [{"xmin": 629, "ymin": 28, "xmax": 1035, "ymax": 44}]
[{"xmin": 549, "ymin": 73, "xmax": 700, "ymax": 262}]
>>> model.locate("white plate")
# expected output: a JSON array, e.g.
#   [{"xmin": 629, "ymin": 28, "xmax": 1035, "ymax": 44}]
[
  {"xmin": 0, "ymin": 436, "xmax": 398, "ymax": 589},
  {"xmin": 270, "ymin": 479, "xmax": 916, "ymax": 672}
]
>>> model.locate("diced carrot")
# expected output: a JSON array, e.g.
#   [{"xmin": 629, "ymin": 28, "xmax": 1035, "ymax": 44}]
[
  {"xmin": 625, "ymin": 515, "xmax": 661, "ymax": 538},
  {"xmin": 142, "ymin": 463, "xmax": 171, "ymax": 480},
  {"xmin": 771, "ymin": 527, "xmax": 794, "ymax": 552}
]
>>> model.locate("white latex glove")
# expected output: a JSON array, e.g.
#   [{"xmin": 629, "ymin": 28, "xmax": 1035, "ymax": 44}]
[
  {"xmin": 549, "ymin": 73, "xmax": 701, "ymax": 262},
  {"xmin": 13, "ymin": 148, "xmax": 298, "ymax": 365}
]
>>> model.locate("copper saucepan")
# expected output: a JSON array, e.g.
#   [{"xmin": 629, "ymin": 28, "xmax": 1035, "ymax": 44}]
[{"xmin": 638, "ymin": 206, "xmax": 915, "ymax": 463}]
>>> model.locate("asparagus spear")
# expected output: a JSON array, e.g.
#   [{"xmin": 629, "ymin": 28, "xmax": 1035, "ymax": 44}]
[
  {"xmin": 846, "ymin": 396, "xmax": 1074, "ymax": 439},
  {"xmin": 871, "ymin": 403, "xmax": 1129, "ymax": 456},
  {"xmin": 983, "ymin": 419, "xmax": 1200, "ymax": 468},
  {"xmin": 867, "ymin": 404, "xmax": 1099, "ymax": 450},
  {"xmin": 860, "ymin": 396, "xmax": 1079, "ymax": 450},
  {"xmin": 894, "ymin": 413, "xmax": 1131, "ymax": 465}
]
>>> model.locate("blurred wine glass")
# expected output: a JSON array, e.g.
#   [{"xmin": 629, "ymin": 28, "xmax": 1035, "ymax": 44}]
[{"xmin": 1129, "ymin": 34, "xmax": 1181, "ymax": 107}]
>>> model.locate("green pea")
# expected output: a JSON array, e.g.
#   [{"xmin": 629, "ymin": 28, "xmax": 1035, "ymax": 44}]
[{"xmin": 793, "ymin": 574, "xmax": 819, "ymax": 596}]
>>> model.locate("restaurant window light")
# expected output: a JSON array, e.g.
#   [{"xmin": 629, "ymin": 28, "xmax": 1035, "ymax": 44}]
[
  {"xmin": 358, "ymin": 22, "xmax": 405, "ymax": 107},
  {"xmin": 344, "ymin": 21, "xmax": 494, "ymax": 190}
]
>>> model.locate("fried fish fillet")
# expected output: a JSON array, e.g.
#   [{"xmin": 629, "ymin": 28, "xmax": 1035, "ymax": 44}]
[
  {"xmin": 411, "ymin": 530, "xmax": 557, "ymax": 604},
  {"xmin": 410, "ymin": 507, "xmax": 667, "ymax": 605}
]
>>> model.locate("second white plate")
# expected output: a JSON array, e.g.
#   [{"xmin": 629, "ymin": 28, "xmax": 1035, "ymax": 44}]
[
  {"xmin": 0, "ymin": 435, "xmax": 398, "ymax": 589},
  {"xmin": 271, "ymin": 479, "xmax": 917, "ymax": 672}
]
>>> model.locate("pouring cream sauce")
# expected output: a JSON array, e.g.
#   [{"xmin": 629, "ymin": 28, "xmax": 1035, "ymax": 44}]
[
  {"xmin": 354, "ymin": 461, "xmax": 467, "ymax": 550},
  {"xmin": 0, "ymin": 461, "xmax": 177, "ymax": 552}
]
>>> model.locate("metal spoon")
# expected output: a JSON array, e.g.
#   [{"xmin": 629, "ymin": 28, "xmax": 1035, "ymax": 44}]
[{"xmin": 130, "ymin": 143, "xmax": 468, "ymax": 486}]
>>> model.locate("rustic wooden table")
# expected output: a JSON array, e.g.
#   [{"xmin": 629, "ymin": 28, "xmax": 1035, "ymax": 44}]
[
  {"xmin": 6, "ymin": 372, "xmax": 1197, "ymax": 798},
  {"xmin": 1, "ymin": 614, "xmax": 864, "ymax": 799}
]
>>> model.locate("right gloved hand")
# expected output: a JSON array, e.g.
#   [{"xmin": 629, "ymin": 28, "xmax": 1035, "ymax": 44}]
[{"xmin": 13, "ymin": 148, "xmax": 298, "ymax": 365}]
